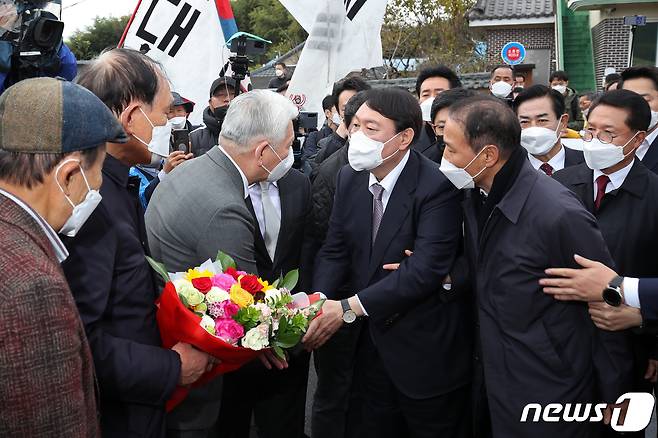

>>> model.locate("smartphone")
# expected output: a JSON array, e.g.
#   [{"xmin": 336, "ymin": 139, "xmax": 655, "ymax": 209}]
[{"xmin": 172, "ymin": 129, "xmax": 190, "ymax": 154}]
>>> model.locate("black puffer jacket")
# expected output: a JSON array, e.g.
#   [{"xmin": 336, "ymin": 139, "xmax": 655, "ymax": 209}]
[{"xmin": 189, "ymin": 106, "xmax": 221, "ymax": 157}]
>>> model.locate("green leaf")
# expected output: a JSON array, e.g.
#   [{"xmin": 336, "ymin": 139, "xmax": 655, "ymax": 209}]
[
  {"xmin": 146, "ymin": 256, "xmax": 170, "ymax": 283},
  {"xmin": 272, "ymin": 344, "xmax": 286, "ymax": 360},
  {"xmin": 273, "ymin": 316, "xmax": 303, "ymax": 348},
  {"xmin": 279, "ymin": 269, "xmax": 299, "ymax": 291},
  {"xmin": 271, "ymin": 278, "xmax": 280, "ymax": 288},
  {"xmin": 233, "ymin": 306, "xmax": 261, "ymax": 332},
  {"xmin": 215, "ymin": 250, "xmax": 237, "ymax": 271},
  {"xmin": 178, "ymin": 293, "xmax": 189, "ymax": 308}
]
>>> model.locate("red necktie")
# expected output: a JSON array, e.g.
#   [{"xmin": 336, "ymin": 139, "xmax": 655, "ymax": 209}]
[
  {"xmin": 539, "ymin": 163, "xmax": 553, "ymax": 176},
  {"xmin": 594, "ymin": 175, "xmax": 610, "ymax": 211}
]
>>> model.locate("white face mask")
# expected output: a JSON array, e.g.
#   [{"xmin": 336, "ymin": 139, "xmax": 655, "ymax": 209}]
[
  {"xmin": 170, "ymin": 116, "xmax": 187, "ymax": 130},
  {"xmin": 133, "ymin": 107, "xmax": 171, "ymax": 162},
  {"xmin": 331, "ymin": 111, "xmax": 342, "ymax": 126},
  {"xmin": 55, "ymin": 159, "xmax": 102, "ymax": 237},
  {"xmin": 520, "ymin": 125, "xmax": 560, "ymax": 156},
  {"xmin": 583, "ymin": 132, "xmax": 639, "ymax": 170},
  {"xmin": 552, "ymin": 84, "xmax": 567, "ymax": 95},
  {"xmin": 490, "ymin": 81, "xmax": 513, "ymax": 99},
  {"xmin": 348, "ymin": 130, "xmax": 401, "ymax": 172},
  {"xmin": 275, "ymin": 69, "xmax": 285, "ymax": 78},
  {"xmin": 439, "ymin": 148, "xmax": 487, "ymax": 190},
  {"xmin": 649, "ymin": 110, "xmax": 658, "ymax": 131},
  {"xmin": 420, "ymin": 97, "xmax": 435, "ymax": 122},
  {"xmin": 261, "ymin": 145, "xmax": 294, "ymax": 182}
]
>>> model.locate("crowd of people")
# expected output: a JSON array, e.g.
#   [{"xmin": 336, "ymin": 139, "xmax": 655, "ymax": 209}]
[{"xmin": 2, "ymin": 45, "xmax": 658, "ymax": 438}]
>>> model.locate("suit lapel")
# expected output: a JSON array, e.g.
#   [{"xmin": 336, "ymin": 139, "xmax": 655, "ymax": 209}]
[
  {"xmin": 366, "ymin": 153, "xmax": 417, "ymax": 282},
  {"xmin": 273, "ymin": 176, "xmax": 293, "ymax": 266},
  {"xmin": 569, "ymin": 164, "xmax": 595, "ymax": 213}
]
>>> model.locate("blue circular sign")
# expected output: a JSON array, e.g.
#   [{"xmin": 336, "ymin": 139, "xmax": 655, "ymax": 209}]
[{"xmin": 501, "ymin": 42, "xmax": 526, "ymax": 66}]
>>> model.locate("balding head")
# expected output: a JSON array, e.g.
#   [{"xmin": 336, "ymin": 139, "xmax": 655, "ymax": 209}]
[{"xmin": 76, "ymin": 48, "xmax": 167, "ymax": 115}]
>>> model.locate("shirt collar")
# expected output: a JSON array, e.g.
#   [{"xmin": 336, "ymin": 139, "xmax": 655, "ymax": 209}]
[
  {"xmin": 637, "ymin": 128, "xmax": 658, "ymax": 160},
  {"xmin": 368, "ymin": 150, "xmax": 410, "ymax": 193},
  {"xmin": 527, "ymin": 144, "xmax": 565, "ymax": 171},
  {"xmin": 593, "ymin": 158, "xmax": 635, "ymax": 191},
  {"xmin": 219, "ymin": 145, "xmax": 249, "ymax": 199},
  {"xmin": 0, "ymin": 189, "xmax": 69, "ymax": 263}
]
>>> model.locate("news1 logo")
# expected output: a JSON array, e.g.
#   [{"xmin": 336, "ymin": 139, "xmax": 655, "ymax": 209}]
[{"xmin": 520, "ymin": 393, "xmax": 655, "ymax": 432}]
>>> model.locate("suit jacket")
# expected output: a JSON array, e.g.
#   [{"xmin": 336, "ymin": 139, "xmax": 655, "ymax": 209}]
[
  {"xmin": 554, "ymin": 160, "xmax": 658, "ymax": 386},
  {"xmin": 314, "ymin": 150, "xmax": 473, "ymax": 399},
  {"xmin": 564, "ymin": 146, "xmax": 585, "ymax": 168},
  {"xmin": 62, "ymin": 156, "xmax": 181, "ymax": 438},
  {"xmin": 463, "ymin": 160, "xmax": 632, "ymax": 438},
  {"xmin": 642, "ymin": 133, "xmax": 658, "ymax": 175},
  {"xmin": 640, "ymin": 278, "xmax": 658, "ymax": 322},
  {"xmin": 411, "ymin": 122, "xmax": 440, "ymax": 163},
  {"xmin": 246, "ymin": 168, "xmax": 312, "ymax": 290},
  {"xmin": 0, "ymin": 196, "xmax": 98, "ymax": 437},
  {"xmin": 145, "ymin": 146, "xmax": 257, "ymax": 431}
]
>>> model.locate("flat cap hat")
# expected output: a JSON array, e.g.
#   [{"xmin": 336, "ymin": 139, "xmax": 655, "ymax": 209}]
[{"xmin": 0, "ymin": 77, "xmax": 128, "ymax": 154}]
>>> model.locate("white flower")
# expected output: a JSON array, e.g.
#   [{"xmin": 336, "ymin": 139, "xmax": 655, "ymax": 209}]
[
  {"xmin": 200, "ymin": 315, "xmax": 216, "ymax": 335},
  {"xmin": 173, "ymin": 279, "xmax": 205, "ymax": 306},
  {"xmin": 264, "ymin": 288, "xmax": 282, "ymax": 303},
  {"xmin": 241, "ymin": 323, "xmax": 270, "ymax": 350},
  {"xmin": 254, "ymin": 302, "xmax": 272, "ymax": 322},
  {"xmin": 206, "ymin": 287, "xmax": 230, "ymax": 304}
]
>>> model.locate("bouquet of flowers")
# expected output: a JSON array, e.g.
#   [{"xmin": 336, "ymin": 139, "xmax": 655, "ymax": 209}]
[{"xmin": 147, "ymin": 251, "xmax": 324, "ymax": 411}]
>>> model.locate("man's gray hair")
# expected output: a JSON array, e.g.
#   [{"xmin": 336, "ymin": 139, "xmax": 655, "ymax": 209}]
[{"xmin": 220, "ymin": 90, "xmax": 298, "ymax": 151}]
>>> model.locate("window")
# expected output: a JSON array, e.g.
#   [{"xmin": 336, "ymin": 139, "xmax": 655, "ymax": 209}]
[{"xmin": 632, "ymin": 22, "xmax": 658, "ymax": 67}]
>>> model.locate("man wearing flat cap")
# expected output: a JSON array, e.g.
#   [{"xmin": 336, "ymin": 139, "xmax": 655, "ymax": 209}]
[
  {"xmin": 190, "ymin": 76, "xmax": 238, "ymax": 157},
  {"xmin": 0, "ymin": 77, "xmax": 126, "ymax": 437}
]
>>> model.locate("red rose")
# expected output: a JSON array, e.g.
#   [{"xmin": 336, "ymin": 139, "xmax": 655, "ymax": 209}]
[
  {"xmin": 225, "ymin": 267, "xmax": 241, "ymax": 280},
  {"xmin": 240, "ymin": 274, "xmax": 264, "ymax": 295},
  {"xmin": 191, "ymin": 277, "xmax": 213, "ymax": 294}
]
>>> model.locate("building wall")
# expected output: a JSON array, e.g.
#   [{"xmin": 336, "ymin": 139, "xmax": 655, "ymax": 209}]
[
  {"xmin": 589, "ymin": 5, "xmax": 658, "ymax": 28},
  {"xmin": 484, "ymin": 25, "xmax": 556, "ymax": 71},
  {"xmin": 591, "ymin": 17, "xmax": 630, "ymax": 90}
]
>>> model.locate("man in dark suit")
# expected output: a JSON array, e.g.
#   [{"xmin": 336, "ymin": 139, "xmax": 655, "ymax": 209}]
[
  {"xmin": 216, "ymin": 168, "xmax": 312, "ymax": 438},
  {"xmin": 552, "ymin": 90, "xmax": 658, "ymax": 434},
  {"xmin": 414, "ymin": 65, "xmax": 462, "ymax": 160},
  {"xmin": 620, "ymin": 66, "xmax": 658, "ymax": 174},
  {"xmin": 513, "ymin": 85, "xmax": 584, "ymax": 176},
  {"xmin": 304, "ymin": 88, "xmax": 473, "ymax": 438},
  {"xmin": 441, "ymin": 95, "xmax": 632, "ymax": 437}
]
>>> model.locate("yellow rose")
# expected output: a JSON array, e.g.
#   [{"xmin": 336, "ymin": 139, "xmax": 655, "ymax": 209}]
[
  {"xmin": 258, "ymin": 279, "xmax": 275, "ymax": 291},
  {"xmin": 230, "ymin": 283, "xmax": 254, "ymax": 308},
  {"xmin": 185, "ymin": 268, "xmax": 214, "ymax": 281}
]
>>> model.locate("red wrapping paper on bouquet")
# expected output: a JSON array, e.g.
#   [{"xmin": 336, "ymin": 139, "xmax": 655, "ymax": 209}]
[{"xmin": 157, "ymin": 281, "xmax": 323, "ymax": 411}]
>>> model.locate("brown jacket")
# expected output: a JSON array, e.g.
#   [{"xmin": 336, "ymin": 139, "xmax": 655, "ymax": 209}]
[{"xmin": 0, "ymin": 195, "xmax": 98, "ymax": 437}]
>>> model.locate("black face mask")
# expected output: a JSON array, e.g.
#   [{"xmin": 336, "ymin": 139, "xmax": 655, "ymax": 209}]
[
  {"xmin": 513, "ymin": 87, "xmax": 524, "ymax": 94},
  {"xmin": 213, "ymin": 105, "xmax": 229, "ymax": 123}
]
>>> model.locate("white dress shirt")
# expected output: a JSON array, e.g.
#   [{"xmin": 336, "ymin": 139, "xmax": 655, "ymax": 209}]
[
  {"xmin": 219, "ymin": 145, "xmax": 249, "ymax": 199},
  {"xmin": 357, "ymin": 151, "xmax": 411, "ymax": 316},
  {"xmin": 0, "ymin": 189, "xmax": 69, "ymax": 263},
  {"xmin": 248, "ymin": 181, "xmax": 281, "ymax": 240},
  {"xmin": 527, "ymin": 144, "xmax": 566, "ymax": 173},
  {"xmin": 636, "ymin": 128, "xmax": 658, "ymax": 161},
  {"xmin": 592, "ymin": 159, "xmax": 634, "ymax": 201},
  {"xmin": 624, "ymin": 277, "xmax": 641, "ymax": 309}
]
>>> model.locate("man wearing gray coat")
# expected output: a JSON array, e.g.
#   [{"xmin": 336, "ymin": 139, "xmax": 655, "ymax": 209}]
[{"xmin": 145, "ymin": 90, "xmax": 299, "ymax": 438}]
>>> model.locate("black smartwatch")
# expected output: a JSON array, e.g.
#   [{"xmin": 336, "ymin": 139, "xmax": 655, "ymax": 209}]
[
  {"xmin": 341, "ymin": 299, "xmax": 357, "ymax": 324},
  {"xmin": 602, "ymin": 275, "xmax": 624, "ymax": 307}
]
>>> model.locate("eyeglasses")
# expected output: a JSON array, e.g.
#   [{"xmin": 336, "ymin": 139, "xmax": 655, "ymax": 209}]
[
  {"xmin": 581, "ymin": 130, "xmax": 616, "ymax": 144},
  {"xmin": 429, "ymin": 123, "xmax": 444, "ymax": 136}
]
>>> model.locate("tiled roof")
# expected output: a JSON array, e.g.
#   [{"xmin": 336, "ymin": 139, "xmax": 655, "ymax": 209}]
[
  {"xmin": 468, "ymin": 0, "xmax": 554, "ymax": 21},
  {"xmin": 367, "ymin": 73, "xmax": 492, "ymax": 91}
]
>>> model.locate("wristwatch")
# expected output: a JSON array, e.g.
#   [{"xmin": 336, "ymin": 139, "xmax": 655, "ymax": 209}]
[
  {"xmin": 602, "ymin": 275, "xmax": 624, "ymax": 307},
  {"xmin": 341, "ymin": 299, "xmax": 357, "ymax": 324}
]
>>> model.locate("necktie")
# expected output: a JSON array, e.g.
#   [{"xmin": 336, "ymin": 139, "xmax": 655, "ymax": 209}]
[
  {"xmin": 260, "ymin": 182, "xmax": 280, "ymax": 260},
  {"xmin": 539, "ymin": 162, "xmax": 554, "ymax": 176},
  {"xmin": 371, "ymin": 183, "xmax": 384, "ymax": 246},
  {"xmin": 594, "ymin": 175, "xmax": 610, "ymax": 211}
]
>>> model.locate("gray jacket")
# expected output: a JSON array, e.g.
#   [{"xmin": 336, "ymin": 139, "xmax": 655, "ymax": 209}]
[{"xmin": 144, "ymin": 145, "xmax": 257, "ymax": 432}]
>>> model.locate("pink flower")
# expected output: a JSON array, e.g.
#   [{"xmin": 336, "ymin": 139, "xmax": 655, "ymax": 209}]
[
  {"xmin": 208, "ymin": 300, "xmax": 241, "ymax": 319},
  {"xmin": 211, "ymin": 273, "xmax": 237, "ymax": 291},
  {"xmin": 215, "ymin": 318, "xmax": 245, "ymax": 345}
]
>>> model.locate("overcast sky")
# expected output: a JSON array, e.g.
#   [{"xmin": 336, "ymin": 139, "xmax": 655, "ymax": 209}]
[{"xmin": 60, "ymin": 0, "xmax": 138, "ymax": 39}]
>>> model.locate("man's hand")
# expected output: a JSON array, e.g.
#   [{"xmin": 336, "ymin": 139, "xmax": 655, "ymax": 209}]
[
  {"xmin": 172, "ymin": 342, "xmax": 211, "ymax": 386},
  {"xmin": 302, "ymin": 299, "xmax": 343, "ymax": 351},
  {"xmin": 540, "ymin": 254, "xmax": 617, "ymax": 302},
  {"xmin": 383, "ymin": 250, "xmax": 413, "ymax": 271},
  {"xmin": 645, "ymin": 359, "xmax": 658, "ymax": 383},
  {"xmin": 163, "ymin": 150, "xmax": 193, "ymax": 174},
  {"xmin": 258, "ymin": 350, "xmax": 288, "ymax": 370},
  {"xmin": 588, "ymin": 302, "xmax": 642, "ymax": 331}
]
